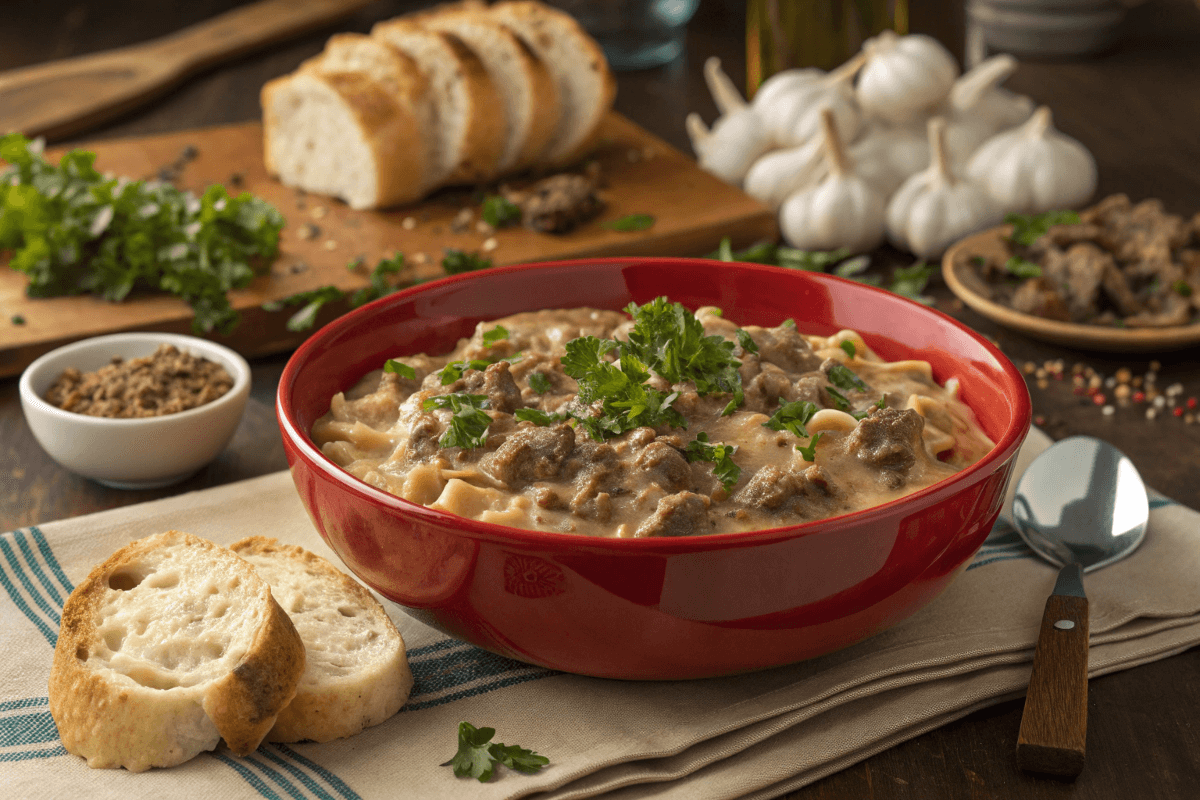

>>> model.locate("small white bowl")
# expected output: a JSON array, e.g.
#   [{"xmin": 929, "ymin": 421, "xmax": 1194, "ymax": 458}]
[{"xmin": 19, "ymin": 333, "xmax": 251, "ymax": 489}]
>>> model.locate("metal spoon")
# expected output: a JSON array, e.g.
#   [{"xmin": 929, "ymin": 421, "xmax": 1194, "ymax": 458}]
[{"xmin": 1011, "ymin": 435, "xmax": 1149, "ymax": 778}]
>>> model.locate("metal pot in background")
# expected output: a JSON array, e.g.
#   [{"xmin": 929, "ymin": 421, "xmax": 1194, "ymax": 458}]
[{"xmin": 966, "ymin": 0, "xmax": 1128, "ymax": 63}]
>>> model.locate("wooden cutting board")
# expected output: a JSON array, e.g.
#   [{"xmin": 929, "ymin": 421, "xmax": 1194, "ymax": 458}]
[{"xmin": 0, "ymin": 112, "xmax": 777, "ymax": 378}]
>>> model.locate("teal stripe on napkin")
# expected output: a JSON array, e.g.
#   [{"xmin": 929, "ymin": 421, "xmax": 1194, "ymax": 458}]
[
  {"xmin": 270, "ymin": 745, "xmax": 362, "ymax": 800},
  {"xmin": 258, "ymin": 746, "xmax": 346, "ymax": 800}
]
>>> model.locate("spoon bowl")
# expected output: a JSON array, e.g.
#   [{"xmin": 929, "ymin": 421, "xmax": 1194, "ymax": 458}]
[{"xmin": 1011, "ymin": 435, "xmax": 1149, "ymax": 778}]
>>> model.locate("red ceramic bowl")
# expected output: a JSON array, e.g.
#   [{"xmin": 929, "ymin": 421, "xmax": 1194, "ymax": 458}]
[{"xmin": 278, "ymin": 258, "xmax": 1031, "ymax": 680}]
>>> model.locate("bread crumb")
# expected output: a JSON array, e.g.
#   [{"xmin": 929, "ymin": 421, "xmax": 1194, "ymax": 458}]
[
  {"xmin": 402, "ymin": 216, "xmax": 417, "ymax": 230},
  {"xmin": 323, "ymin": 239, "xmax": 338, "ymax": 251},
  {"xmin": 482, "ymin": 237, "xmax": 498, "ymax": 252},
  {"xmin": 310, "ymin": 205, "xmax": 328, "ymax": 219}
]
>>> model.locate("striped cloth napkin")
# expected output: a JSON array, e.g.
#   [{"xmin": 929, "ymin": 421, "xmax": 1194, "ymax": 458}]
[{"xmin": 5, "ymin": 427, "xmax": 1200, "ymax": 799}]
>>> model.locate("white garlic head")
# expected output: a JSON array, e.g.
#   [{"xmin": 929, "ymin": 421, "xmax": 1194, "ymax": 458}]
[
  {"xmin": 856, "ymin": 31, "xmax": 959, "ymax": 123},
  {"xmin": 743, "ymin": 138, "xmax": 827, "ymax": 211},
  {"xmin": 848, "ymin": 120, "xmax": 931, "ymax": 196}
]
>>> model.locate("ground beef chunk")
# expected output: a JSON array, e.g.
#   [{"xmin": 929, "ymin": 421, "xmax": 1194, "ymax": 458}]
[
  {"xmin": 479, "ymin": 423, "xmax": 575, "ymax": 485},
  {"xmin": 1010, "ymin": 277, "xmax": 1071, "ymax": 321},
  {"xmin": 403, "ymin": 414, "xmax": 442, "ymax": 461},
  {"xmin": 634, "ymin": 441, "xmax": 691, "ymax": 491},
  {"xmin": 1041, "ymin": 243, "xmax": 1108, "ymax": 322},
  {"xmin": 846, "ymin": 408, "xmax": 925, "ymax": 486},
  {"xmin": 735, "ymin": 465, "xmax": 836, "ymax": 513},
  {"xmin": 448, "ymin": 360, "xmax": 524, "ymax": 413},
  {"xmin": 635, "ymin": 492, "xmax": 711, "ymax": 537},
  {"xmin": 742, "ymin": 365, "xmax": 796, "ymax": 413},
  {"xmin": 753, "ymin": 326, "xmax": 824, "ymax": 373},
  {"xmin": 792, "ymin": 376, "xmax": 825, "ymax": 406},
  {"xmin": 1100, "ymin": 261, "xmax": 1144, "ymax": 317}
]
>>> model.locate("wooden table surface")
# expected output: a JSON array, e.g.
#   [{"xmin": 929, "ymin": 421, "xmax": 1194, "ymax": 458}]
[{"xmin": 3, "ymin": 1, "xmax": 1199, "ymax": 797}]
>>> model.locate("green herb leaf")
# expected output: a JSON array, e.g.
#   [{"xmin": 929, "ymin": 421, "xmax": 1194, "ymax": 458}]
[
  {"xmin": 684, "ymin": 432, "xmax": 741, "ymax": 491},
  {"xmin": 888, "ymin": 261, "xmax": 936, "ymax": 305},
  {"xmin": 349, "ymin": 252, "xmax": 405, "ymax": 307},
  {"xmin": 763, "ymin": 399, "xmax": 819, "ymax": 438},
  {"xmin": 528, "ymin": 371, "xmax": 553, "ymax": 394},
  {"xmin": 447, "ymin": 722, "xmax": 499, "ymax": 781},
  {"xmin": 422, "ymin": 393, "xmax": 492, "ymax": 449},
  {"xmin": 489, "ymin": 742, "xmax": 551, "ymax": 775},
  {"xmin": 840, "ymin": 340, "xmax": 856, "ymax": 358},
  {"xmin": 1173, "ymin": 279, "xmax": 1193, "ymax": 298},
  {"xmin": 560, "ymin": 334, "xmax": 685, "ymax": 440},
  {"xmin": 704, "ymin": 237, "xmax": 778, "ymax": 264},
  {"xmin": 797, "ymin": 432, "xmax": 823, "ymax": 462},
  {"xmin": 482, "ymin": 325, "xmax": 509, "ymax": 346},
  {"xmin": 514, "ymin": 408, "xmax": 570, "ymax": 426},
  {"xmin": 11, "ymin": 315, "xmax": 25, "ymax": 325},
  {"xmin": 438, "ymin": 359, "xmax": 493, "ymax": 385},
  {"xmin": 825, "ymin": 385, "xmax": 851, "ymax": 411},
  {"xmin": 1005, "ymin": 210, "xmax": 1081, "ymax": 247},
  {"xmin": 827, "ymin": 363, "xmax": 869, "ymax": 393},
  {"xmin": 261, "ymin": 285, "xmax": 346, "ymax": 332},
  {"xmin": 1004, "ymin": 256, "xmax": 1043, "ymax": 279},
  {"xmin": 442, "ymin": 249, "xmax": 492, "ymax": 275},
  {"xmin": 776, "ymin": 246, "xmax": 852, "ymax": 272},
  {"xmin": 736, "ymin": 328, "xmax": 759, "ymax": 354},
  {"xmin": 384, "ymin": 359, "xmax": 416, "ymax": 379},
  {"xmin": 0, "ymin": 133, "xmax": 283, "ymax": 335},
  {"xmin": 780, "ymin": 318, "xmax": 797, "ymax": 329},
  {"xmin": 481, "ymin": 195, "xmax": 522, "ymax": 228},
  {"xmin": 604, "ymin": 214, "xmax": 655, "ymax": 232},
  {"xmin": 850, "ymin": 396, "xmax": 887, "ymax": 421}
]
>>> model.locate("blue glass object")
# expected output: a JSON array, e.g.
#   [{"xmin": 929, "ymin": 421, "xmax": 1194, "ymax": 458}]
[{"xmin": 547, "ymin": 0, "xmax": 702, "ymax": 70}]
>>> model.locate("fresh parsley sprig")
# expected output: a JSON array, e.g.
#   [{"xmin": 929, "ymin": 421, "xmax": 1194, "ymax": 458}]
[
  {"xmin": 263, "ymin": 253, "xmax": 405, "ymax": 332},
  {"xmin": 604, "ymin": 213, "xmax": 655, "ymax": 231},
  {"xmin": 561, "ymin": 335, "xmax": 686, "ymax": 439},
  {"xmin": 763, "ymin": 399, "xmax": 819, "ymax": 438},
  {"xmin": 442, "ymin": 249, "xmax": 493, "ymax": 274},
  {"xmin": 481, "ymin": 195, "xmax": 522, "ymax": 228},
  {"xmin": 684, "ymin": 432, "xmax": 741, "ymax": 491},
  {"xmin": 0, "ymin": 133, "xmax": 284, "ymax": 334},
  {"xmin": 383, "ymin": 359, "xmax": 417, "ymax": 379},
  {"xmin": 445, "ymin": 722, "xmax": 549, "ymax": 782},
  {"xmin": 422, "ymin": 393, "xmax": 492, "ymax": 449}
]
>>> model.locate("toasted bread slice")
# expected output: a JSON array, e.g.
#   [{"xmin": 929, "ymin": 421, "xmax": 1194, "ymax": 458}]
[
  {"xmin": 371, "ymin": 19, "xmax": 505, "ymax": 183},
  {"xmin": 262, "ymin": 70, "xmax": 427, "ymax": 210},
  {"xmin": 418, "ymin": 10, "xmax": 561, "ymax": 171},
  {"xmin": 300, "ymin": 33, "xmax": 441, "ymax": 191},
  {"xmin": 230, "ymin": 537, "xmax": 413, "ymax": 744},
  {"xmin": 49, "ymin": 531, "xmax": 305, "ymax": 772},
  {"xmin": 486, "ymin": 0, "xmax": 616, "ymax": 166}
]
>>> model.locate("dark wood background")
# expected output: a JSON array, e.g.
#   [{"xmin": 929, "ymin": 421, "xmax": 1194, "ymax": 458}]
[{"xmin": 2, "ymin": 1, "xmax": 1199, "ymax": 797}]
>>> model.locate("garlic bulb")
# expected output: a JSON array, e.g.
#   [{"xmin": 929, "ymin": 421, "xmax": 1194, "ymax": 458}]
[
  {"xmin": 847, "ymin": 120, "xmax": 930, "ymax": 196},
  {"xmin": 942, "ymin": 55, "xmax": 1034, "ymax": 165},
  {"xmin": 856, "ymin": 31, "xmax": 959, "ymax": 123},
  {"xmin": 742, "ymin": 137, "xmax": 826, "ymax": 210},
  {"xmin": 686, "ymin": 58, "xmax": 773, "ymax": 185},
  {"xmin": 779, "ymin": 109, "xmax": 885, "ymax": 254},
  {"xmin": 886, "ymin": 118, "xmax": 1002, "ymax": 258},
  {"xmin": 966, "ymin": 106, "xmax": 1098, "ymax": 213},
  {"xmin": 752, "ymin": 67, "xmax": 824, "ymax": 111},
  {"xmin": 758, "ymin": 54, "xmax": 866, "ymax": 148}
]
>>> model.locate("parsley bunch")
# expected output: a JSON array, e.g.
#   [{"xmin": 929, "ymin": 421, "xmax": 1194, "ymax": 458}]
[
  {"xmin": 561, "ymin": 335, "xmax": 687, "ymax": 439},
  {"xmin": 0, "ymin": 133, "xmax": 283, "ymax": 334},
  {"xmin": 445, "ymin": 722, "xmax": 549, "ymax": 782}
]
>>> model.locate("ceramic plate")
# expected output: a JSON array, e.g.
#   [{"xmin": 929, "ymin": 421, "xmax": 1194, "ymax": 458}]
[{"xmin": 942, "ymin": 227, "xmax": 1200, "ymax": 352}]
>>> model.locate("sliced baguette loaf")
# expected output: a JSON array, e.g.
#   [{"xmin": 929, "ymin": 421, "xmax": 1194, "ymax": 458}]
[
  {"xmin": 49, "ymin": 531, "xmax": 305, "ymax": 772},
  {"xmin": 230, "ymin": 536, "xmax": 414, "ymax": 744},
  {"xmin": 486, "ymin": 0, "xmax": 616, "ymax": 166},
  {"xmin": 371, "ymin": 20, "xmax": 506, "ymax": 183},
  {"xmin": 262, "ymin": 70, "xmax": 428, "ymax": 210},
  {"xmin": 299, "ymin": 33, "xmax": 441, "ymax": 191},
  {"xmin": 417, "ymin": 10, "xmax": 561, "ymax": 172}
]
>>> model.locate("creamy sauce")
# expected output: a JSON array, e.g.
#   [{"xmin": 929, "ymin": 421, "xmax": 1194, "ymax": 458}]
[{"xmin": 312, "ymin": 307, "xmax": 994, "ymax": 537}]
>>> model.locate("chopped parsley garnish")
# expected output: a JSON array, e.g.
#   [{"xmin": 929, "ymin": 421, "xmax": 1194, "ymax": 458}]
[
  {"xmin": 349, "ymin": 252, "xmax": 405, "ymax": 307},
  {"xmin": 442, "ymin": 249, "xmax": 493, "ymax": 274},
  {"xmin": 1004, "ymin": 256, "xmax": 1043, "ymax": 279},
  {"xmin": 481, "ymin": 195, "xmax": 522, "ymax": 228},
  {"xmin": 438, "ymin": 359, "xmax": 495, "ymax": 385},
  {"xmin": 0, "ymin": 133, "xmax": 284, "ymax": 335},
  {"xmin": 482, "ymin": 324, "xmax": 509, "ymax": 346},
  {"xmin": 383, "ymin": 359, "xmax": 416, "ymax": 379},
  {"xmin": 528, "ymin": 371, "xmax": 553, "ymax": 394},
  {"xmin": 1005, "ymin": 210, "xmax": 1081, "ymax": 247},
  {"xmin": 888, "ymin": 261, "xmax": 936, "ymax": 305},
  {"xmin": 604, "ymin": 213, "xmax": 656, "ymax": 232},
  {"xmin": 825, "ymin": 385, "xmax": 851, "ymax": 411},
  {"xmin": 514, "ymin": 408, "xmax": 569, "ymax": 426},
  {"xmin": 445, "ymin": 722, "xmax": 548, "ymax": 783},
  {"xmin": 827, "ymin": 363, "xmax": 869, "ymax": 393},
  {"xmin": 840, "ymin": 340, "xmax": 856, "ymax": 358},
  {"xmin": 780, "ymin": 318, "xmax": 797, "ymax": 329},
  {"xmin": 264, "ymin": 253, "xmax": 405, "ymax": 331},
  {"xmin": 763, "ymin": 399, "xmax": 819, "ymax": 438},
  {"xmin": 736, "ymin": 328, "xmax": 759, "ymax": 354},
  {"xmin": 11, "ymin": 314, "xmax": 25, "ymax": 325},
  {"xmin": 561, "ymin": 335, "xmax": 686, "ymax": 440},
  {"xmin": 797, "ymin": 432, "xmax": 823, "ymax": 462},
  {"xmin": 851, "ymin": 396, "xmax": 887, "ymax": 421},
  {"xmin": 1174, "ymin": 279, "xmax": 1193, "ymax": 297},
  {"xmin": 684, "ymin": 432, "xmax": 741, "ymax": 491},
  {"xmin": 422, "ymin": 393, "xmax": 492, "ymax": 449}
]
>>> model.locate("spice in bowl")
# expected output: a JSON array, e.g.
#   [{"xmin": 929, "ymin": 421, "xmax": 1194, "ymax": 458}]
[{"xmin": 43, "ymin": 344, "xmax": 234, "ymax": 418}]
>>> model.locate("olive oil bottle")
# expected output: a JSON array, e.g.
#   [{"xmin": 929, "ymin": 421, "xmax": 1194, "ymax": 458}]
[{"xmin": 746, "ymin": 0, "xmax": 909, "ymax": 96}]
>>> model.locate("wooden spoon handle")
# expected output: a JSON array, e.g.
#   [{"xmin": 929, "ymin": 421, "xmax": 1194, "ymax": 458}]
[
  {"xmin": 1016, "ymin": 591, "xmax": 1090, "ymax": 777},
  {"xmin": 0, "ymin": 0, "xmax": 378, "ymax": 141}
]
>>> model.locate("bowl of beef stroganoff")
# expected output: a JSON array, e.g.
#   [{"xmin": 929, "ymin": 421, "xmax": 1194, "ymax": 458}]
[{"xmin": 278, "ymin": 257, "xmax": 1031, "ymax": 679}]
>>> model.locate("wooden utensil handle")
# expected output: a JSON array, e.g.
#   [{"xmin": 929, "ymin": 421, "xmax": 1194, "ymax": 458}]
[{"xmin": 1016, "ymin": 592, "xmax": 1090, "ymax": 777}]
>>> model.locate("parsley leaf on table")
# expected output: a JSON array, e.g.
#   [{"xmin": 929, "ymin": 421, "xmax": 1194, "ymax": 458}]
[
  {"xmin": 1005, "ymin": 210, "xmax": 1081, "ymax": 247},
  {"xmin": 422, "ymin": 393, "xmax": 492, "ymax": 449},
  {"xmin": 684, "ymin": 432, "xmax": 741, "ymax": 491},
  {"xmin": 0, "ymin": 133, "xmax": 283, "ymax": 335},
  {"xmin": 481, "ymin": 195, "xmax": 522, "ymax": 228},
  {"xmin": 442, "ymin": 249, "xmax": 493, "ymax": 274},
  {"xmin": 888, "ymin": 261, "xmax": 936, "ymax": 305},
  {"xmin": 446, "ymin": 722, "xmax": 549, "ymax": 782},
  {"xmin": 604, "ymin": 213, "xmax": 655, "ymax": 232},
  {"xmin": 348, "ymin": 252, "xmax": 405, "ymax": 307}
]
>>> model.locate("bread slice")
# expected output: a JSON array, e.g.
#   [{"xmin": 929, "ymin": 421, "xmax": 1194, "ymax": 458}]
[
  {"xmin": 299, "ymin": 33, "xmax": 441, "ymax": 191},
  {"xmin": 371, "ymin": 19, "xmax": 506, "ymax": 183},
  {"xmin": 230, "ymin": 536, "xmax": 413, "ymax": 744},
  {"xmin": 262, "ymin": 70, "xmax": 428, "ymax": 210},
  {"xmin": 486, "ymin": 0, "xmax": 616, "ymax": 166},
  {"xmin": 49, "ymin": 531, "xmax": 305, "ymax": 772},
  {"xmin": 417, "ymin": 10, "xmax": 561, "ymax": 171}
]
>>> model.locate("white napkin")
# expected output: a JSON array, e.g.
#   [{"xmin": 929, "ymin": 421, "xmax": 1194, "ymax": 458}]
[{"xmin": 4, "ymin": 428, "xmax": 1199, "ymax": 799}]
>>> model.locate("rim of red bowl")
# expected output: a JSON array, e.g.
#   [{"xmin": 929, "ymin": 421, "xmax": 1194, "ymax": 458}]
[{"xmin": 278, "ymin": 257, "xmax": 1032, "ymax": 553}]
